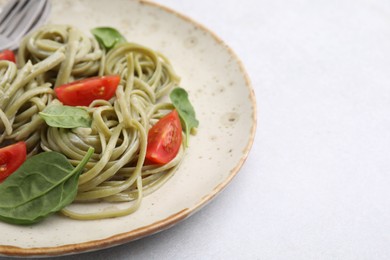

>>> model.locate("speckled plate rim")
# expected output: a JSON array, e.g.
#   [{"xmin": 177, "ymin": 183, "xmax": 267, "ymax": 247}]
[{"xmin": 0, "ymin": 0, "xmax": 257, "ymax": 257}]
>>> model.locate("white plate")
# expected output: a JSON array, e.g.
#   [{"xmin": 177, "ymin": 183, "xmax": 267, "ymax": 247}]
[{"xmin": 0, "ymin": 0, "xmax": 256, "ymax": 256}]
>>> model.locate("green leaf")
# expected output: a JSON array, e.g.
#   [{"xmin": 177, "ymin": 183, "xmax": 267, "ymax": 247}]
[
  {"xmin": 0, "ymin": 147, "xmax": 94, "ymax": 225},
  {"xmin": 91, "ymin": 27, "xmax": 127, "ymax": 50},
  {"xmin": 170, "ymin": 87, "xmax": 199, "ymax": 146},
  {"xmin": 39, "ymin": 105, "xmax": 92, "ymax": 128}
]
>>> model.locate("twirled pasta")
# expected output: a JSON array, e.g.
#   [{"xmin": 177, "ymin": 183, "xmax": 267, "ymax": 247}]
[
  {"xmin": 0, "ymin": 24, "xmax": 185, "ymax": 220},
  {"xmin": 0, "ymin": 52, "xmax": 65, "ymax": 154},
  {"xmin": 18, "ymin": 24, "xmax": 103, "ymax": 86}
]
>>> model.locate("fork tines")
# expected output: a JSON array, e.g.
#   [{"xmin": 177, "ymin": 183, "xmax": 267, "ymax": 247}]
[{"xmin": 0, "ymin": 0, "xmax": 50, "ymax": 50}]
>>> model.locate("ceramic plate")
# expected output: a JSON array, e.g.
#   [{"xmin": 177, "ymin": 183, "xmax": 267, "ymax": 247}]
[{"xmin": 0, "ymin": 0, "xmax": 256, "ymax": 257}]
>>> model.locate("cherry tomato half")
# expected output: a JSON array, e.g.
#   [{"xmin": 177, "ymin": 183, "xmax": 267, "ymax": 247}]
[
  {"xmin": 0, "ymin": 50, "xmax": 16, "ymax": 63},
  {"xmin": 55, "ymin": 75, "xmax": 120, "ymax": 106},
  {"xmin": 0, "ymin": 142, "xmax": 27, "ymax": 183},
  {"xmin": 145, "ymin": 110, "xmax": 183, "ymax": 165}
]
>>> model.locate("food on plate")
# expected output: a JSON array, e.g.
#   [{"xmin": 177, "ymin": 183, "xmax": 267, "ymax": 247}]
[{"xmin": 0, "ymin": 24, "xmax": 198, "ymax": 224}]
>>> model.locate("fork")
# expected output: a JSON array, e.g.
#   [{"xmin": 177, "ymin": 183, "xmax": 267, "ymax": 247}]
[{"xmin": 0, "ymin": 0, "xmax": 50, "ymax": 50}]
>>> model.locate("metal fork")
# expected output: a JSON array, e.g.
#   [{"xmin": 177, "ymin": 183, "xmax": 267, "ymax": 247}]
[{"xmin": 0, "ymin": 0, "xmax": 51, "ymax": 50}]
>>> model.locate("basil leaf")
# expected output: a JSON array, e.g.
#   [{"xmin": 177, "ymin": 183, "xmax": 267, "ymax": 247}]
[
  {"xmin": 0, "ymin": 147, "xmax": 94, "ymax": 225},
  {"xmin": 91, "ymin": 27, "xmax": 126, "ymax": 50},
  {"xmin": 170, "ymin": 87, "xmax": 199, "ymax": 146},
  {"xmin": 39, "ymin": 105, "xmax": 92, "ymax": 128}
]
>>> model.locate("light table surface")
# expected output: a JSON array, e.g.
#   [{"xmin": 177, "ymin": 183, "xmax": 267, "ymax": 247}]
[{"xmin": 3, "ymin": 0, "xmax": 390, "ymax": 259}]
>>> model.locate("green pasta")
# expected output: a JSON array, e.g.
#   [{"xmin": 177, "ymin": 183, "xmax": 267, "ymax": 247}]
[{"xmin": 0, "ymin": 24, "xmax": 185, "ymax": 220}]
